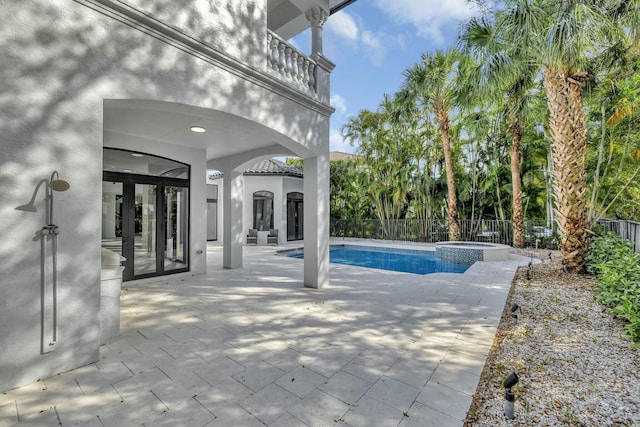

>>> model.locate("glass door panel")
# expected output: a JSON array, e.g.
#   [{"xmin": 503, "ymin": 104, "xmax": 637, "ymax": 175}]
[
  {"xmin": 287, "ymin": 193, "xmax": 303, "ymax": 241},
  {"xmin": 165, "ymin": 186, "xmax": 188, "ymax": 271},
  {"xmin": 102, "ymin": 182, "xmax": 123, "ymax": 256},
  {"xmin": 134, "ymin": 183, "xmax": 157, "ymax": 276}
]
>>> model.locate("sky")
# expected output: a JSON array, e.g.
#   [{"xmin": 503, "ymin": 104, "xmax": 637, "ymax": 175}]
[{"xmin": 293, "ymin": 0, "xmax": 484, "ymax": 154}]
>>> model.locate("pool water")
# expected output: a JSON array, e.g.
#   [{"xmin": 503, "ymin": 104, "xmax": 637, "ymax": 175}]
[{"xmin": 284, "ymin": 245, "xmax": 469, "ymax": 275}]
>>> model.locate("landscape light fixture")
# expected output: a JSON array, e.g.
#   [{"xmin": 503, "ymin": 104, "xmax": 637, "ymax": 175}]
[
  {"xmin": 511, "ymin": 303, "xmax": 521, "ymax": 326},
  {"xmin": 503, "ymin": 372, "xmax": 519, "ymax": 419}
]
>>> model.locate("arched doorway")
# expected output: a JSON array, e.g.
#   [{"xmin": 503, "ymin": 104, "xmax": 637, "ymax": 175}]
[{"xmin": 102, "ymin": 148, "xmax": 189, "ymax": 281}]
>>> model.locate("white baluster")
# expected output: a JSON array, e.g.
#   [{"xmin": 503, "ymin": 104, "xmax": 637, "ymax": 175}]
[
  {"xmin": 296, "ymin": 55, "xmax": 305, "ymax": 83},
  {"xmin": 277, "ymin": 42, "xmax": 286, "ymax": 74},
  {"xmin": 284, "ymin": 46, "xmax": 292, "ymax": 78},
  {"xmin": 290, "ymin": 51, "xmax": 299, "ymax": 83},
  {"xmin": 269, "ymin": 35, "xmax": 279, "ymax": 70},
  {"xmin": 266, "ymin": 32, "xmax": 272, "ymax": 67},
  {"xmin": 308, "ymin": 62, "xmax": 316, "ymax": 91},
  {"xmin": 301, "ymin": 58, "xmax": 310, "ymax": 87}
]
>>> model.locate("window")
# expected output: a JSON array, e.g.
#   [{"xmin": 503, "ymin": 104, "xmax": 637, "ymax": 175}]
[{"xmin": 253, "ymin": 191, "xmax": 274, "ymax": 231}]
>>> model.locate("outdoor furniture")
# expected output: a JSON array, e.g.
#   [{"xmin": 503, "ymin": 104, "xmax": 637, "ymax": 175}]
[
  {"xmin": 267, "ymin": 229, "xmax": 278, "ymax": 245},
  {"xmin": 246, "ymin": 229, "xmax": 258, "ymax": 245}
]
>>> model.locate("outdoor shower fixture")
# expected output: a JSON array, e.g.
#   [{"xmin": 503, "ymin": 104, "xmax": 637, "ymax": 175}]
[{"xmin": 16, "ymin": 171, "xmax": 70, "ymax": 353}]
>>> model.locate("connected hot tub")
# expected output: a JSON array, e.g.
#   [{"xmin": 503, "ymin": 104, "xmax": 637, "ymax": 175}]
[{"xmin": 435, "ymin": 241, "xmax": 511, "ymax": 265}]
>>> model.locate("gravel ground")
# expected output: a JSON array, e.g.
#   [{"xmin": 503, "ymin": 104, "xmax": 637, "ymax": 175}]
[{"xmin": 465, "ymin": 249, "xmax": 640, "ymax": 426}]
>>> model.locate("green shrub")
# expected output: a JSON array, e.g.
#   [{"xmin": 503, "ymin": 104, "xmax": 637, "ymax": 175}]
[{"xmin": 587, "ymin": 232, "xmax": 640, "ymax": 346}]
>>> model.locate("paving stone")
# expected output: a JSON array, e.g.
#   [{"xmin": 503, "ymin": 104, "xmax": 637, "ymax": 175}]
[
  {"xmin": 384, "ymin": 358, "xmax": 438, "ymax": 389},
  {"xmin": 429, "ymin": 364, "xmax": 480, "ymax": 396},
  {"xmin": 270, "ymin": 412, "xmax": 310, "ymax": 427},
  {"xmin": 265, "ymin": 348, "xmax": 311, "ymax": 372},
  {"xmin": 343, "ymin": 395, "xmax": 404, "ymax": 427},
  {"xmin": 232, "ymin": 361, "xmax": 286, "ymax": 392},
  {"xmin": 364, "ymin": 376, "xmax": 420, "ymax": 412},
  {"xmin": 239, "ymin": 384, "xmax": 300, "ymax": 425},
  {"xmin": 399, "ymin": 401, "xmax": 461, "ymax": 427},
  {"xmin": 194, "ymin": 356, "xmax": 246, "ymax": 385},
  {"xmin": 287, "ymin": 389, "xmax": 351, "ymax": 427},
  {"xmin": 342, "ymin": 354, "xmax": 392, "ymax": 384},
  {"xmin": 207, "ymin": 404, "xmax": 270, "ymax": 426},
  {"xmin": 415, "ymin": 381, "xmax": 473, "ymax": 419},
  {"xmin": 318, "ymin": 370, "xmax": 372, "ymax": 405},
  {"xmin": 274, "ymin": 365, "xmax": 327, "ymax": 398},
  {"xmin": 440, "ymin": 349, "xmax": 486, "ymax": 377},
  {"xmin": 194, "ymin": 377, "xmax": 254, "ymax": 410},
  {"xmin": 146, "ymin": 398, "xmax": 215, "ymax": 427},
  {"xmin": 0, "ymin": 400, "xmax": 17, "ymax": 426}
]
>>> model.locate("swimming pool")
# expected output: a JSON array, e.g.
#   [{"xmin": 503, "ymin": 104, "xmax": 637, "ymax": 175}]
[{"xmin": 282, "ymin": 245, "xmax": 469, "ymax": 275}]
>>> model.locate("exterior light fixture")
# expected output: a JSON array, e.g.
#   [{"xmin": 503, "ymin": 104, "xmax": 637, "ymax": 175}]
[
  {"xmin": 190, "ymin": 126, "xmax": 206, "ymax": 133},
  {"xmin": 503, "ymin": 372, "xmax": 519, "ymax": 419},
  {"xmin": 511, "ymin": 303, "xmax": 521, "ymax": 326}
]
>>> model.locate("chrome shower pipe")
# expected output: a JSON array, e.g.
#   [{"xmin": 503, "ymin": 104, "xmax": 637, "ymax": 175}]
[{"xmin": 41, "ymin": 171, "xmax": 70, "ymax": 350}]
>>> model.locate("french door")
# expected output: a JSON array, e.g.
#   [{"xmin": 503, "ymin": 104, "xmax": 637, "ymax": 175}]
[
  {"xmin": 103, "ymin": 172, "xmax": 189, "ymax": 281},
  {"xmin": 287, "ymin": 192, "xmax": 304, "ymax": 241}
]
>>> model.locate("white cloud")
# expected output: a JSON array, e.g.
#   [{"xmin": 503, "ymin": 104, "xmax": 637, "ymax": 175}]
[
  {"xmin": 330, "ymin": 93, "xmax": 347, "ymax": 117},
  {"xmin": 373, "ymin": 0, "xmax": 480, "ymax": 45},
  {"xmin": 361, "ymin": 30, "xmax": 386, "ymax": 67},
  {"xmin": 326, "ymin": 10, "xmax": 359, "ymax": 41},
  {"xmin": 326, "ymin": 10, "xmax": 399, "ymax": 67},
  {"xmin": 330, "ymin": 128, "xmax": 357, "ymax": 153}
]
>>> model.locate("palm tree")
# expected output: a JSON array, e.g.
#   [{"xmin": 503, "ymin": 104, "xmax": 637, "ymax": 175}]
[
  {"xmin": 474, "ymin": 0, "xmax": 640, "ymax": 272},
  {"xmin": 460, "ymin": 15, "xmax": 544, "ymax": 248},
  {"xmin": 396, "ymin": 49, "xmax": 461, "ymax": 241}
]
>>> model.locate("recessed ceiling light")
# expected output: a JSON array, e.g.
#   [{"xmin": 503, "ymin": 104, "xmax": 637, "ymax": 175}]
[
  {"xmin": 131, "ymin": 153, "xmax": 144, "ymax": 158},
  {"xmin": 190, "ymin": 126, "xmax": 206, "ymax": 133}
]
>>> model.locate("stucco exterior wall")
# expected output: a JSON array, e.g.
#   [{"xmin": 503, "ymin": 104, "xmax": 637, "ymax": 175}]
[
  {"xmin": 120, "ymin": 0, "xmax": 267, "ymax": 68},
  {"xmin": 0, "ymin": 0, "xmax": 330, "ymax": 391}
]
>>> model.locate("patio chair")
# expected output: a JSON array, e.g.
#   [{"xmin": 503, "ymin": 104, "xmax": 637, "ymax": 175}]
[
  {"xmin": 267, "ymin": 229, "xmax": 278, "ymax": 245},
  {"xmin": 246, "ymin": 229, "xmax": 258, "ymax": 245}
]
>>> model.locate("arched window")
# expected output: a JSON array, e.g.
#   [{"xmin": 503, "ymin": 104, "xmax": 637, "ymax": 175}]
[{"xmin": 253, "ymin": 191, "xmax": 274, "ymax": 231}]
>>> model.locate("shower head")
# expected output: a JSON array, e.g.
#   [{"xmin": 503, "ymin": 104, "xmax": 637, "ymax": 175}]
[
  {"xmin": 15, "ymin": 178, "xmax": 49, "ymax": 212},
  {"xmin": 49, "ymin": 171, "xmax": 69, "ymax": 192},
  {"xmin": 50, "ymin": 180, "xmax": 70, "ymax": 192},
  {"xmin": 16, "ymin": 202, "xmax": 38, "ymax": 212}
]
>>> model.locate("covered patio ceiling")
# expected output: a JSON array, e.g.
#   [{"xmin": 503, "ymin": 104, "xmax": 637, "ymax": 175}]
[{"xmin": 103, "ymin": 100, "xmax": 298, "ymax": 163}]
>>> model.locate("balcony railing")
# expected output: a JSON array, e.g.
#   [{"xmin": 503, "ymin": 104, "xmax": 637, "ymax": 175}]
[{"xmin": 267, "ymin": 30, "xmax": 316, "ymax": 94}]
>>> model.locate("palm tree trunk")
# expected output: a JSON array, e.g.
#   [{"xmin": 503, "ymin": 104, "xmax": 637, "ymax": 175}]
[
  {"xmin": 509, "ymin": 120, "xmax": 524, "ymax": 248},
  {"xmin": 542, "ymin": 66, "xmax": 590, "ymax": 273},
  {"xmin": 435, "ymin": 100, "xmax": 459, "ymax": 241}
]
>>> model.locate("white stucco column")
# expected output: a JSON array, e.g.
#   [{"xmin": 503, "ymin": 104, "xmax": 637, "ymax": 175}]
[
  {"xmin": 305, "ymin": 5, "xmax": 328, "ymax": 56},
  {"xmin": 222, "ymin": 171, "xmax": 244, "ymax": 268},
  {"xmin": 303, "ymin": 153, "xmax": 330, "ymax": 288}
]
